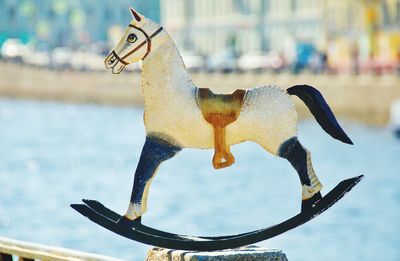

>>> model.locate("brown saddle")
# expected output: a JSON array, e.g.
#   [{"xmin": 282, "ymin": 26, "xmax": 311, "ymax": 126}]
[{"xmin": 196, "ymin": 88, "xmax": 246, "ymax": 169}]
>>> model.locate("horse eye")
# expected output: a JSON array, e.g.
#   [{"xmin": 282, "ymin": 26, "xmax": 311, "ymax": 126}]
[{"xmin": 127, "ymin": 34, "xmax": 137, "ymax": 43}]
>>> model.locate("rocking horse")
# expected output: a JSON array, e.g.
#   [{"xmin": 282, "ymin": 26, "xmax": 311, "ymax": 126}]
[{"xmin": 72, "ymin": 8, "xmax": 363, "ymax": 251}]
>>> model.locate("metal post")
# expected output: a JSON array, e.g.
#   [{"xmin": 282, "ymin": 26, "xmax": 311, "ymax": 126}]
[{"xmin": 259, "ymin": 0, "xmax": 268, "ymax": 51}]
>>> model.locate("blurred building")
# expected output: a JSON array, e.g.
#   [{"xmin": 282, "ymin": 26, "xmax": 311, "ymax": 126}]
[
  {"xmin": 0, "ymin": 0, "xmax": 399, "ymax": 73},
  {"xmin": 325, "ymin": 0, "xmax": 400, "ymax": 72},
  {"xmin": 161, "ymin": 0, "xmax": 400, "ymax": 67},
  {"xmin": 161, "ymin": 0, "xmax": 329, "ymax": 55},
  {"xmin": 0, "ymin": 0, "xmax": 160, "ymax": 49},
  {"xmin": 162, "ymin": 0, "xmax": 263, "ymax": 55}
]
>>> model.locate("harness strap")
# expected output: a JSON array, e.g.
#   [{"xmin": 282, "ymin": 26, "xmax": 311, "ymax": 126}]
[{"xmin": 117, "ymin": 26, "xmax": 164, "ymax": 64}]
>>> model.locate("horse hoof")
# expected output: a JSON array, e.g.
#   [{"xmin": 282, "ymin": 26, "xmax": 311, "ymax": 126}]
[
  {"xmin": 118, "ymin": 215, "xmax": 142, "ymax": 227},
  {"xmin": 301, "ymin": 192, "xmax": 322, "ymax": 212}
]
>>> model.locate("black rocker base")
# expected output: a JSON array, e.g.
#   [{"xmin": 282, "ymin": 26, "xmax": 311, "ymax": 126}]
[
  {"xmin": 301, "ymin": 191, "xmax": 322, "ymax": 211},
  {"xmin": 71, "ymin": 175, "xmax": 363, "ymax": 251}
]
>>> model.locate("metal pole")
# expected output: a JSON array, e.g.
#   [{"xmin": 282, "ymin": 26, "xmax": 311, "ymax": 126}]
[{"xmin": 259, "ymin": 0, "xmax": 267, "ymax": 51}]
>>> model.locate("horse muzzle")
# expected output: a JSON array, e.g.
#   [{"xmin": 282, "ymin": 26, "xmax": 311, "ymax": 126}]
[{"xmin": 104, "ymin": 52, "xmax": 126, "ymax": 74}]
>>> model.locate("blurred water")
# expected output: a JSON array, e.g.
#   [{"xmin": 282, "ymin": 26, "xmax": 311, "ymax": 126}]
[{"xmin": 0, "ymin": 98, "xmax": 399, "ymax": 261}]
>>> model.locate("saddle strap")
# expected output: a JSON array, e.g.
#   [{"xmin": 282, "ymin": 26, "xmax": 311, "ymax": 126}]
[{"xmin": 212, "ymin": 126, "xmax": 235, "ymax": 169}]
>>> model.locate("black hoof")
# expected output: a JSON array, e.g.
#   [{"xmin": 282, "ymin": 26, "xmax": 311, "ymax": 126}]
[
  {"xmin": 117, "ymin": 216, "xmax": 142, "ymax": 227},
  {"xmin": 301, "ymin": 192, "xmax": 322, "ymax": 212}
]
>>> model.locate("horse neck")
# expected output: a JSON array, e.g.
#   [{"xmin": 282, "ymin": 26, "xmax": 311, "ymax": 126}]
[{"xmin": 141, "ymin": 34, "xmax": 192, "ymax": 93}]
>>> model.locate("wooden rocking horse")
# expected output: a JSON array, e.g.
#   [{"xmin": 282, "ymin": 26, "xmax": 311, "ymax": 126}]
[{"xmin": 72, "ymin": 8, "xmax": 363, "ymax": 251}]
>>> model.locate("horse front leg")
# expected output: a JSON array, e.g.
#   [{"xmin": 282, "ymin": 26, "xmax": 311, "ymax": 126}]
[{"xmin": 120, "ymin": 135, "xmax": 181, "ymax": 223}]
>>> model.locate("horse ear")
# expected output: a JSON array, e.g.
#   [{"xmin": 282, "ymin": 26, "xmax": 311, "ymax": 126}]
[{"xmin": 129, "ymin": 7, "xmax": 142, "ymax": 22}]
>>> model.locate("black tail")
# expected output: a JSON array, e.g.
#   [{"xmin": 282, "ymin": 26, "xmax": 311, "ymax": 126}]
[{"xmin": 287, "ymin": 84, "xmax": 353, "ymax": 145}]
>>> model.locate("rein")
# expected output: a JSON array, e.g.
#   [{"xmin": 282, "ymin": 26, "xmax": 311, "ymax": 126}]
[{"xmin": 114, "ymin": 26, "xmax": 164, "ymax": 65}]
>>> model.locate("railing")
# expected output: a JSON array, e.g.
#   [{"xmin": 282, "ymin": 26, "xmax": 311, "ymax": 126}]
[{"xmin": 0, "ymin": 236, "xmax": 124, "ymax": 261}]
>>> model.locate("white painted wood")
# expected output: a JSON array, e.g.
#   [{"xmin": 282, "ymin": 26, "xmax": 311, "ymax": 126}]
[{"xmin": 106, "ymin": 15, "xmax": 298, "ymax": 155}]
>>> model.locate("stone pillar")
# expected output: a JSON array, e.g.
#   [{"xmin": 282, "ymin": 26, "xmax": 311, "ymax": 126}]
[{"xmin": 145, "ymin": 245, "xmax": 288, "ymax": 261}]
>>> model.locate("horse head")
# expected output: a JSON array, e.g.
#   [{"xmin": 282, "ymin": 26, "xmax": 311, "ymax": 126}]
[{"xmin": 104, "ymin": 8, "xmax": 164, "ymax": 74}]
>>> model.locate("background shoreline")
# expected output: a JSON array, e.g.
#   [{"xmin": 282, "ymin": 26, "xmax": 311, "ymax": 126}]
[{"xmin": 1, "ymin": 62, "xmax": 399, "ymax": 126}]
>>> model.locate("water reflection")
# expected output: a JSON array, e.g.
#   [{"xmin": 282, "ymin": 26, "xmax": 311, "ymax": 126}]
[{"xmin": 0, "ymin": 99, "xmax": 399, "ymax": 260}]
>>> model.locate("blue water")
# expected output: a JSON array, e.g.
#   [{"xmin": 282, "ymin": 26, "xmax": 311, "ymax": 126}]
[{"xmin": 0, "ymin": 98, "xmax": 399, "ymax": 261}]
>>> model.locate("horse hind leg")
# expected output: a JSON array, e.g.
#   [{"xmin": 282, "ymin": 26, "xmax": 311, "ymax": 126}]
[
  {"xmin": 119, "ymin": 135, "xmax": 181, "ymax": 224},
  {"xmin": 278, "ymin": 136, "xmax": 323, "ymax": 211}
]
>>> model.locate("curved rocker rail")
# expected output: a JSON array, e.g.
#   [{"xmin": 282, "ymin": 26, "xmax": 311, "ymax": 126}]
[
  {"xmin": 80, "ymin": 199, "xmax": 255, "ymax": 241},
  {"xmin": 0, "ymin": 236, "xmax": 123, "ymax": 261},
  {"xmin": 71, "ymin": 175, "xmax": 363, "ymax": 251}
]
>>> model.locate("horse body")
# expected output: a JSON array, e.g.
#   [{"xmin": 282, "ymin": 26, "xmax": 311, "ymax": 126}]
[
  {"xmin": 104, "ymin": 9, "xmax": 352, "ymax": 221},
  {"xmin": 142, "ymin": 40, "xmax": 297, "ymax": 154}
]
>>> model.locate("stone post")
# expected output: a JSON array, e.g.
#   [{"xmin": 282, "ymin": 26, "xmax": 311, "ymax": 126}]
[{"xmin": 145, "ymin": 245, "xmax": 288, "ymax": 261}]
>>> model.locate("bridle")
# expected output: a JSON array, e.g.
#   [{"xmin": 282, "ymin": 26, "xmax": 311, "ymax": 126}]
[{"xmin": 111, "ymin": 25, "xmax": 164, "ymax": 65}]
